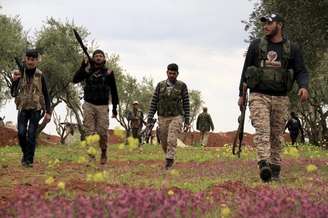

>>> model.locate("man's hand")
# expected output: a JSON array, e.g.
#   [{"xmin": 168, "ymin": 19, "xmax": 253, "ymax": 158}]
[
  {"xmin": 183, "ymin": 123, "xmax": 191, "ymax": 132},
  {"xmin": 238, "ymin": 96, "xmax": 247, "ymax": 111},
  {"xmin": 112, "ymin": 105, "xmax": 118, "ymax": 118},
  {"xmin": 298, "ymin": 88, "xmax": 309, "ymax": 103},
  {"xmin": 12, "ymin": 70, "xmax": 21, "ymax": 81},
  {"xmin": 43, "ymin": 113, "xmax": 51, "ymax": 123}
]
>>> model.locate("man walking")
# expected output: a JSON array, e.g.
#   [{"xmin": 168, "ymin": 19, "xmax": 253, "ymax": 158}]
[
  {"xmin": 127, "ymin": 101, "xmax": 145, "ymax": 146},
  {"xmin": 147, "ymin": 63, "xmax": 190, "ymax": 170},
  {"xmin": 196, "ymin": 107, "xmax": 214, "ymax": 146},
  {"xmin": 11, "ymin": 49, "xmax": 52, "ymax": 168},
  {"xmin": 238, "ymin": 13, "xmax": 309, "ymax": 182},
  {"xmin": 73, "ymin": 49, "xmax": 119, "ymax": 165}
]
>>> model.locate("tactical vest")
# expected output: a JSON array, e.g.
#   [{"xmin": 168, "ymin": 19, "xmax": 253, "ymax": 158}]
[
  {"xmin": 15, "ymin": 69, "xmax": 45, "ymax": 111},
  {"xmin": 246, "ymin": 38, "xmax": 294, "ymax": 92},
  {"xmin": 130, "ymin": 110, "xmax": 143, "ymax": 129},
  {"xmin": 157, "ymin": 80, "xmax": 184, "ymax": 117},
  {"xmin": 84, "ymin": 70, "xmax": 111, "ymax": 103}
]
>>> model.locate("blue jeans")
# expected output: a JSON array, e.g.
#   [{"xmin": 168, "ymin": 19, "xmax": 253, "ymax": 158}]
[{"xmin": 17, "ymin": 110, "xmax": 41, "ymax": 164}]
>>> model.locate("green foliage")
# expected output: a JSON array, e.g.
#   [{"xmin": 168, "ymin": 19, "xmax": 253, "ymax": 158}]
[
  {"xmin": 36, "ymin": 18, "xmax": 88, "ymax": 103},
  {"xmin": 189, "ymin": 90, "xmax": 203, "ymax": 125},
  {"xmin": 0, "ymin": 12, "xmax": 26, "ymax": 108}
]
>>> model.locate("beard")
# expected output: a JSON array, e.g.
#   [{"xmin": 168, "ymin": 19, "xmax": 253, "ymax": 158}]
[{"xmin": 265, "ymin": 26, "xmax": 279, "ymax": 39}]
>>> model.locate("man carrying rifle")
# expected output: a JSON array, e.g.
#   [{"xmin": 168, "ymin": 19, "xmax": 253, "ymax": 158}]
[
  {"xmin": 127, "ymin": 101, "xmax": 145, "ymax": 146},
  {"xmin": 11, "ymin": 49, "xmax": 52, "ymax": 168},
  {"xmin": 73, "ymin": 49, "xmax": 119, "ymax": 165},
  {"xmin": 238, "ymin": 13, "xmax": 309, "ymax": 182},
  {"xmin": 147, "ymin": 63, "xmax": 190, "ymax": 170}
]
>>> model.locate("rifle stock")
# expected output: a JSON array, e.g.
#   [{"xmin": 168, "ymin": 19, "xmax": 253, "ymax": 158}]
[{"xmin": 233, "ymin": 83, "xmax": 248, "ymax": 158}]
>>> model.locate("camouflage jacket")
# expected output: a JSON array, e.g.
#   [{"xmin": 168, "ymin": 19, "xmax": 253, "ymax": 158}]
[{"xmin": 196, "ymin": 112, "xmax": 214, "ymax": 132}]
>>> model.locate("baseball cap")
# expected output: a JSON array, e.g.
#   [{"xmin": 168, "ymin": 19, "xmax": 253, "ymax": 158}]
[{"xmin": 260, "ymin": 13, "xmax": 284, "ymax": 23}]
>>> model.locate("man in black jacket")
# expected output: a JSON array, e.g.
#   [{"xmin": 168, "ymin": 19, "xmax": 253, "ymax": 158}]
[
  {"xmin": 73, "ymin": 49, "xmax": 119, "ymax": 165},
  {"xmin": 238, "ymin": 13, "xmax": 309, "ymax": 182}
]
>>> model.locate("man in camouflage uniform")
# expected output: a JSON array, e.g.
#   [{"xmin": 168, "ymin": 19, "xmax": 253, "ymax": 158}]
[
  {"xmin": 238, "ymin": 14, "xmax": 309, "ymax": 182},
  {"xmin": 196, "ymin": 107, "xmax": 214, "ymax": 146},
  {"xmin": 127, "ymin": 101, "xmax": 145, "ymax": 146},
  {"xmin": 147, "ymin": 63, "xmax": 190, "ymax": 170},
  {"xmin": 285, "ymin": 112, "xmax": 304, "ymax": 145},
  {"xmin": 73, "ymin": 49, "xmax": 119, "ymax": 165},
  {"xmin": 11, "ymin": 49, "xmax": 52, "ymax": 168}
]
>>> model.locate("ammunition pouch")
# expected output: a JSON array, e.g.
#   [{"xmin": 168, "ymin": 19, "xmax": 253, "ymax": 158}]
[
  {"xmin": 245, "ymin": 66, "xmax": 294, "ymax": 93},
  {"xmin": 245, "ymin": 66, "xmax": 261, "ymax": 89}
]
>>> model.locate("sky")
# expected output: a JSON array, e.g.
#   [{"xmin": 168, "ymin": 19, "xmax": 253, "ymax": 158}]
[{"xmin": 0, "ymin": 0, "xmax": 256, "ymax": 135}]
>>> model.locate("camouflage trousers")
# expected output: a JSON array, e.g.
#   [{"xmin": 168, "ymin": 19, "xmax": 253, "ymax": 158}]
[
  {"xmin": 131, "ymin": 128, "xmax": 142, "ymax": 145},
  {"xmin": 158, "ymin": 115, "xmax": 183, "ymax": 160},
  {"xmin": 82, "ymin": 102, "xmax": 109, "ymax": 150},
  {"xmin": 249, "ymin": 93, "xmax": 289, "ymax": 165},
  {"xmin": 200, "ymin": 131, "xmax": 209, "ymax": 146}
]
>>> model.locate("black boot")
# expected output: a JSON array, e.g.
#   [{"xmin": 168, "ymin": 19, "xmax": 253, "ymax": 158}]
[
  {"xmin": 270, "ymin": 164, "xmax": 281, "ymax": 181},
  {"xmin": 258, "ymin": 160, "xmax": 272, "ymax": 182},
  {"xmin": 165, "ymin": 158, "xmax": 174, "ymax": 170}
]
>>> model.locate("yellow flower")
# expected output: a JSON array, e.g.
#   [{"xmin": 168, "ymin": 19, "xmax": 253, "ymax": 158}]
[
  {"xmin": 167, "ymin": 190, "xmax": 174, "ymax": 196},
  {"xmin": 93, "ymin": 172, "xmax": 105, "ymax": 182},
  {"xmin": 306, "ymin": 164, "xmax": 318, "ymax": 173},
  {"xmin": 221, "ymin": 204, "xmax": 231, "ymax": 217},
  {"xmin": 283, "ymin": 147, "xmax": 300, "ymax": 158},
  {"xmin": 80, "ymin": 140, "xmax": 87, "ymax": 148},
  {"xmin": 118, "ymin": 144, "xmax": 125, "ymax": 150},
  {"xmin": 127, "ymin": 137, "xmax": 139, "ymax": 149},
  {"xmin": 77, "ymin": 156, "xmax": 87, "ymax": 164},
  {"xmin": 86, "ymin": 174, "xmax": 93, "ymax": 181},
  {"xmin": 86, "ymin": 134, "xmax": 100, "ymax": 145},
  {"xmin": 87, "ymin": 147, "xmax": 97, "ymax": 156},
  {"xmin": 113, "ymin": 127, "xmax": 125, "ymax": 139},
  {"xmin": 170, "ymin": 169, "xmax": 179, "ymax": 176},
  {"xmin": 57, "ymin": 182, "xmax": 65, "ymax": 190},
  {"xmin": 45, "ymin": 176, "xmax": 55, "ymax": 185}
]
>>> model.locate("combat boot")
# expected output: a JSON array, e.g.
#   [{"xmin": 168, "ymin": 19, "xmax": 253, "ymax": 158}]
[
  {"xmin": 100, "ymin": 149, "xmax": 107, "ymax": 165},
  {"xmin": 258, "ymin": 160, "xmax": 272, "ymax": 182},
  {"xmin": 270, "ymin": 163, "xmax": 281, "ymax": 181},
  {"xmin": 165, "ymin": 158, "xmax": 174, "ymax": 170}
]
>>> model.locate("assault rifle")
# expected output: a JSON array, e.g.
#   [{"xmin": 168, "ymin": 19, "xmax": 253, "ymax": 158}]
[
  {"xmin": 232, "ymin": 83, "xmax": 248, "ymax": 158},
  {"xmin": 141, "ymin": 118, "xmax": 157, "ymax": 144}
]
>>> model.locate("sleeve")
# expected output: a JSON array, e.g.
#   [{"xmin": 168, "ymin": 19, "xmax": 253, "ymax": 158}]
[
  {"xmin": 285, "ymin": 120, "xmax": 290, "ymax": 131},
  {"xmin": 196, "ymin": 115, "xmax": 200, "ymax": 130},
  {"xmin": 209, "ymin": 115, "xmax": 214, "ymax": 130},
  {"xmin": 147, "ymin": 83, "xmax": 160, "ymax": 121},
  {"xmin": 72, "ymin": 64, "xmax": 91, "ymax": 83},
  {"xmin": 239, "ymin": 39, "xmax": 258, "ymax": 96},
  {"xmin": 41, "ymin": 76, "xmax": 51, "ymax": 114},
  {"xmin": 11, "ymin": 79, "xmax": 20, "ymax": 97},
  {"xmin": 107, "ymin": 71, "xmax": 119, "ymax": 106},
  {"xmin": 182, "ymin": 83, "xmax": 190, "ymax": 125},
  {"xmin": 290, "ymin": 43, "xmax": 309, "ymax": 90}
]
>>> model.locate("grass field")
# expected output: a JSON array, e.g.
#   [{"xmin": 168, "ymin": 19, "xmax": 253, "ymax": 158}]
[{"xmin": 0, "ymin": 139, "xmax": 327, "ymax": 217}]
